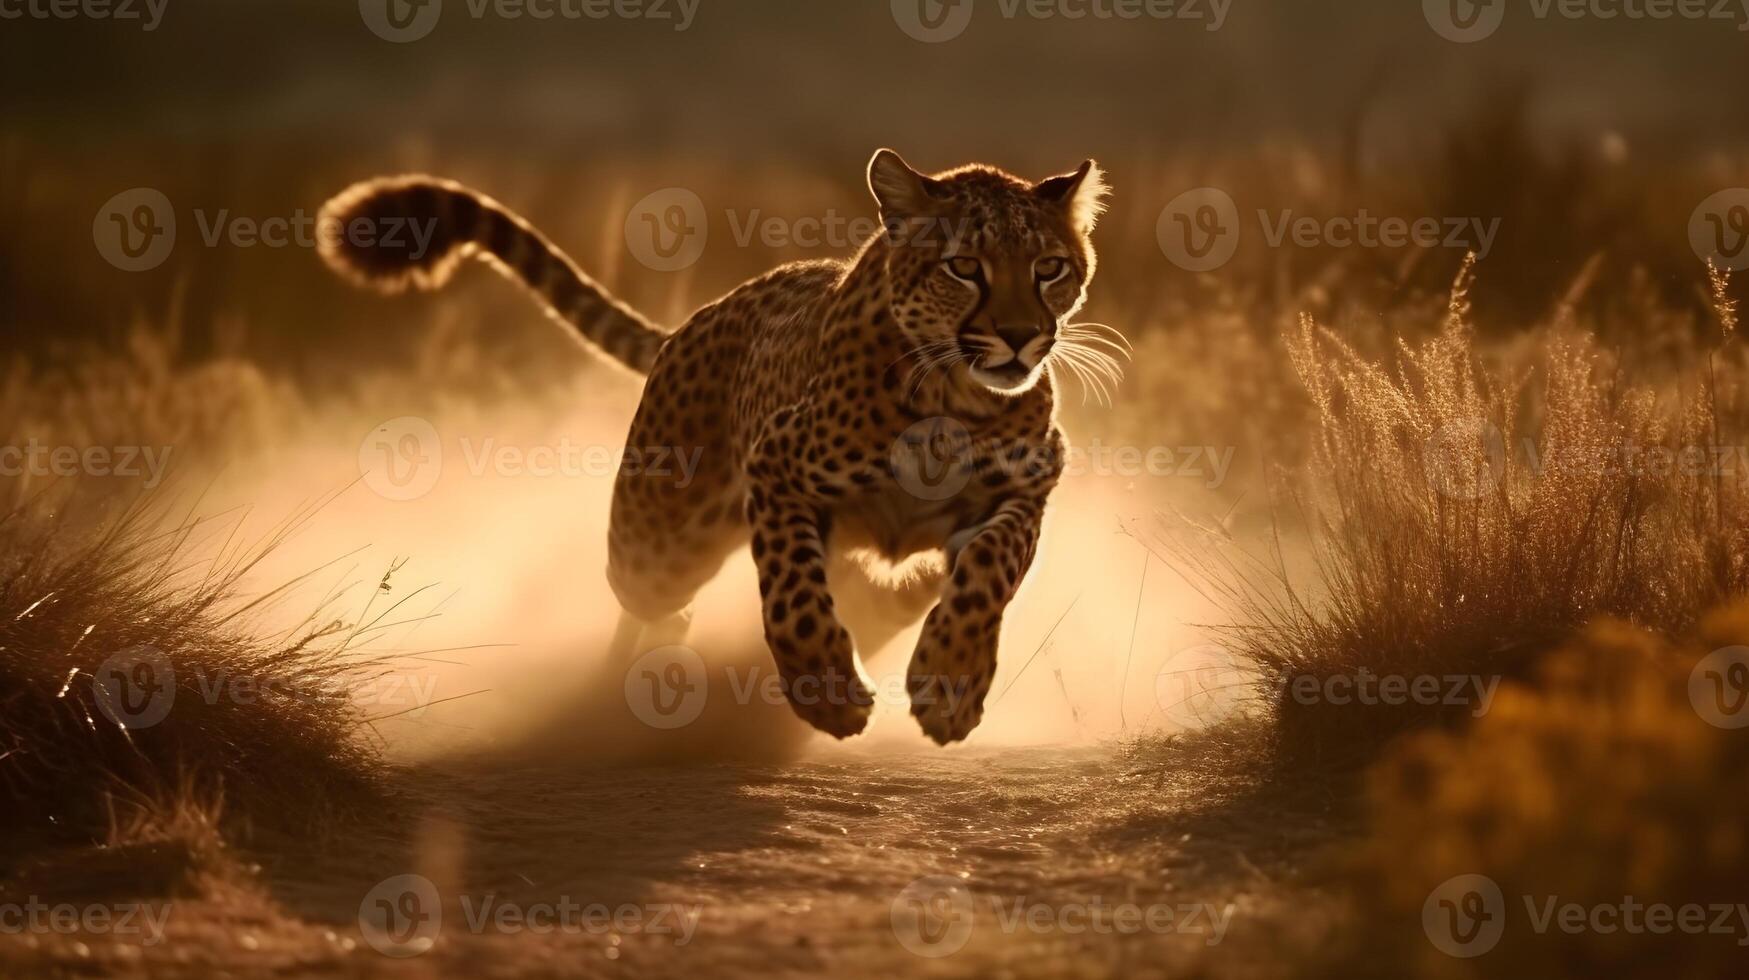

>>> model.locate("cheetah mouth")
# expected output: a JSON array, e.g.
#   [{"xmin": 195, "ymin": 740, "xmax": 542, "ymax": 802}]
[{"xmin": 969, "ymin": 359, "xmax": 1037, "ymax": 391}]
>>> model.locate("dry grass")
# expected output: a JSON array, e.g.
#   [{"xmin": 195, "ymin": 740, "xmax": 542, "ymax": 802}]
[
  {"xmin": 1326, "ymin": 602, "xmax": 1749, "ymax": 978},
  {"xmin": 0, "ymin": 490, "xmax": 401, "ymax": 864},
  {"xmin": 0, "ymin": 305, "xmax": 299, "ymax": 477},
  {"xmin": 1156, "ymin": 258, "xmax": 1749, "ymax": 764}
]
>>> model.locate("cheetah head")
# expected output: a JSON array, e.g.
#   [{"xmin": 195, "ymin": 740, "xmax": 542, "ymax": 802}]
[{"xmin": 867, "ymin": 149, "xmax": 1110, "ymax": 396}]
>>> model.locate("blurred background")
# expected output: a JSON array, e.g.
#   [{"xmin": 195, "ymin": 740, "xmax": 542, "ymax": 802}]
[{"xmin": 7, "ymin": 0, "xmax": 1749, "ymax": 376}]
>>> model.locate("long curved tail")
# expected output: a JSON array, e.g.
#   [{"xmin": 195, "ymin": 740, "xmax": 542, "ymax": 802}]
[{"xmin": 317, "ymin": 175, "xmax": 666, "ymax": 374}]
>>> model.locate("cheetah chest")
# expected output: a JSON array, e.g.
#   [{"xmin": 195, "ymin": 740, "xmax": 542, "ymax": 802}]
[{"xmin": 834, "ymin": 430, "xmax": 1009, "ymax": 561}]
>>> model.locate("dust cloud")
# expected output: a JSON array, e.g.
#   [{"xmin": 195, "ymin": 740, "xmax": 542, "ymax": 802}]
[{"xmin": 177, "ymin": 375, "xmax": 1240, "ymax": 767}]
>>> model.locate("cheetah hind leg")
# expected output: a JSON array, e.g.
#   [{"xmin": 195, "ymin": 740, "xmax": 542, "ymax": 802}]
[{"xmin": 606, "ymin": 607, "xmax": 695, "ymax": 664}]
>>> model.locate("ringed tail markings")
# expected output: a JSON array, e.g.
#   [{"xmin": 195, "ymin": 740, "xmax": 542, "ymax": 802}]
[{"xmin": 316, "ymin": 175, "xmax": 667, "ymax": 374}]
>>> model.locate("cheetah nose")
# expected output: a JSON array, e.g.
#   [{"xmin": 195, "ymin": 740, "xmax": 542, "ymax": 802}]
[{"xmin": 995, "ymin": 323, "xmax": 1041, "ymax": 356}]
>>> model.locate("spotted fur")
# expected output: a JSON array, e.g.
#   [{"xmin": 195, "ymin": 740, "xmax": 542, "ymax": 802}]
[{"xmin": 319, "ymin": 151, "xmax": 1114, "ymax": 744}]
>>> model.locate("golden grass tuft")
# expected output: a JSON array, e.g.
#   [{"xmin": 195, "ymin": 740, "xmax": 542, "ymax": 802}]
[
  {"xmin": 1159, "ymin": 259, "xmax": 1748, "ymax": 764},
  {"xmin": 1334, "ymin": 603, "xmax": 1749, "ymax": 977},
  {"xmin": 0, "ymin": 491, "xmax": 399, "ymax": 863}
]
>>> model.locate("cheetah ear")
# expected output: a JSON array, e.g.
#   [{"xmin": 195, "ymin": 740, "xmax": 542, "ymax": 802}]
[
  {"xmin": 868, "ymin": 149, "xmax": 947, "ymax": 218},
  {"xmin": 1034, "ymin": 160, "xmax": 1109, "ymax": 233}
]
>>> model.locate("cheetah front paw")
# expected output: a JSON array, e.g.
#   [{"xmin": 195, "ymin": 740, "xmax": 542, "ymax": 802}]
[
  {"xmin": 905, "ymin": 614, "xmax": 997, "ymax": 744},
  {"xmin": 906, "ymin": 672, "xmax": 986, "ymax": 744},
  {"xmin": 780, "ymin": 666, "xmax": 876, "ymax": 739}
]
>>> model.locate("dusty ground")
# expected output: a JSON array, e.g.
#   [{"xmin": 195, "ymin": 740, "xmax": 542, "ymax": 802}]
[
  {"xmin": 0, "ymin": 736, "xmax": 1354, "ymax": 979},
  {"xmin": 0, "ymin": 389, "xmax": 1338, "ymax": 978}
]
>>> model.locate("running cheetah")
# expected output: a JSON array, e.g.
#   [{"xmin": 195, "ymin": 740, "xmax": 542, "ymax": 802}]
[{"xmin": 317, "ymin": 151, "xmax": 1120, "ymax": 743}]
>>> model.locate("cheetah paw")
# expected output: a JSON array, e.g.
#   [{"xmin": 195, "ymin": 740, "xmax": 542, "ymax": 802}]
[
  {"xmin": 781, "ymin": 670, "xmax": 875, "ymax": 739},
  {"xmin": 908, "ymin": 674, "xmax": 984, "ymax": 745}
]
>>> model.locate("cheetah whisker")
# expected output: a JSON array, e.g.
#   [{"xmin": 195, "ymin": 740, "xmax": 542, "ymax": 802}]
[
  {"xmin": 894, "ymin": 340, "xmax": 960, "ymax": 392},
  {"xmin": 1050, "ymin": 345, "xmax": 1117, "ymax": 407},
  {"xmin": 1058, "ymin": 330, "xmax": 1131, "ymax": 361},
  {"xmin": 904, "ymin": 343, "xmax": 965, "ymax": 400},
  {"xmin": 1048, "ymin": 352, "xmax": 1105, "ymax": 408},
  {"xmin": 1062, "ymin": 320, "xmax": 1135, "ymax": 353},
  {"xmin": 1057, "ymin": 339, "xmax": 1125, "ymax": 375}
]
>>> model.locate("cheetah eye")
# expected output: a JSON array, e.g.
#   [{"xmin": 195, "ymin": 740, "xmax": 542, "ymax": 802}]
[
  {"xmin": 1034, "ymin": 257, "xmax": 1070, "ymax": 283},
  {"xmin": 943, "ymin": 257, "xmax": 984, "ymax": 282}
]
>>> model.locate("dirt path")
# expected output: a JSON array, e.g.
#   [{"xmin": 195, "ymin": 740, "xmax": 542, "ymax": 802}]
[{"xmin": 2, "ymin": 738, "xmax": 1351, "ymax": 979}]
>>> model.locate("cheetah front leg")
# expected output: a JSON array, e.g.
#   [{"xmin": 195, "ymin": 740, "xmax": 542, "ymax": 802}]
[
  {"xmin": 746, "ymin": 415, "xmax": 874, "ymax": 738},
  {"xmin": 908, "ymin": 496, "xmax": 1045, "ymax": 744}
]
